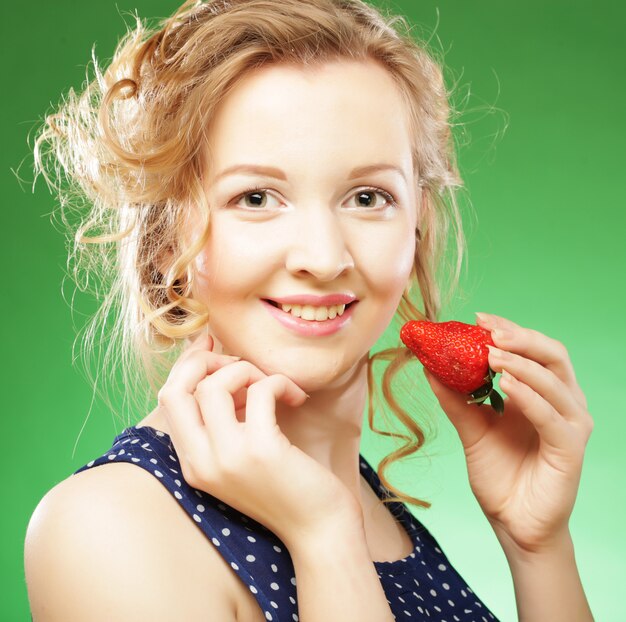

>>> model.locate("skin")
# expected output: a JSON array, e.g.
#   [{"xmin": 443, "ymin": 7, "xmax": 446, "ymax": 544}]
[
  {"xmin": 425, "ymin": 312, "xmax": 595, "ymax": 620},
  {"xmin": 139, "ymin": 58, "xmax": 594, "ymax": 619},
  {"xmin": 426, "ymin": 312, "xmax": 593, "ymax": 555},
  {"xmin": 140, "ymin": 58, "xmax": 419, "ymax": 510},
  {"xmin": 142, "ymin": 58, "xmax": 594, "ymax": 587}
]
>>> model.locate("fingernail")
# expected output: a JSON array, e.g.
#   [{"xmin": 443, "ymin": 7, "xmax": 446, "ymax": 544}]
[
  {"xmin": 486, "ymin": 344, "xmax": 503, "ymax": 358},
  {"xmin": 493, "ymin": 328, "xmax": 512, "ymax": 341},
  {"xmin": 501, "ymin": 369, "xmax": 515, "ymax": 383},
  {"xmin": 475, "ymin": 312, "xmax": 494, "ymax": 327}
]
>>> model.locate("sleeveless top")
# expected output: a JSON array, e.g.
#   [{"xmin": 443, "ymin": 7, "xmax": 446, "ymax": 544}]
[{"xmin": 74, "ymin": 425, "xmax": 500, "ymax": 622}]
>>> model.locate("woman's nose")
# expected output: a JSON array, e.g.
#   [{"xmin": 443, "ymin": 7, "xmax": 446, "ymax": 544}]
[{"xmin": 284, "ymin": 207, "xmax": 355, "ymax": 281}]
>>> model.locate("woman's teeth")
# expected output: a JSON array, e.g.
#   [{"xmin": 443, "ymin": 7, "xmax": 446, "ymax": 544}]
[{"xmin": 279, "ymin": 303, "xmax": 346, "ymax": 321}]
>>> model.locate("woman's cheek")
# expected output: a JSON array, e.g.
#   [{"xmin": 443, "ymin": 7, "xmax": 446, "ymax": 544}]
[{"xmin": 364, "ymin": 229, "xmax": 415, "ymax": 290}]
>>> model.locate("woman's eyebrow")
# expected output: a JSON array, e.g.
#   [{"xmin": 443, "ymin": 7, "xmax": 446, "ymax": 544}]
[{"xmin": 212, "ymin": 162, "xmax": 407, "ymax": 183}]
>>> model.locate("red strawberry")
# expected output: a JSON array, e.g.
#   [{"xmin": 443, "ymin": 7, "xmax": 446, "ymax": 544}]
[{"xmin": 400, "ymin": 320, "xmax": 504, "ymax": 415}]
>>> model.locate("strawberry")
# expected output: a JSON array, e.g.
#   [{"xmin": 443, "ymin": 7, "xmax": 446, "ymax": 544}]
[{"xmin": 400, "ymin": 319, "xmax": 504, "ymax": 415}]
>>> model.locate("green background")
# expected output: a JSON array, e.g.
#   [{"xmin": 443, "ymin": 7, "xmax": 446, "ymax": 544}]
[{"xmin": 3, "ymin": 1, "xmax": 624, "ymax": 620}]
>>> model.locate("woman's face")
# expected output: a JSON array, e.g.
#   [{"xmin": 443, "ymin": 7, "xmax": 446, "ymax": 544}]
[{"xmin": 193, "ymin": 58, "xmax": 418, "ymax": 391}]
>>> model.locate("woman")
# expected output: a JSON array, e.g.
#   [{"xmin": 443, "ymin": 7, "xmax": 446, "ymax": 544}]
[{"xmin": 25, "ymin": 1, "xmax": 594, "ymax": 620}]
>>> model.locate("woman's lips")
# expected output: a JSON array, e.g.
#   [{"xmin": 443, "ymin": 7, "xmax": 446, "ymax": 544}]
[
  {"xmin": 264, "ymin": 293, "xmax": 357, "ymax": 306},
  {"xmin": 261, "ymin": 299, "xmax": 357, "ymax": 336}
]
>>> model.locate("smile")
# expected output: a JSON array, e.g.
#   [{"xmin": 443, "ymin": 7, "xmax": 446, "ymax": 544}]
[
  {"xmin": 261, "ymin": 299, "xmax": 358, "ymax": 336},
  {"xmin": 264, "ymin": 300, "xmax": 354, "ymax": 321}
]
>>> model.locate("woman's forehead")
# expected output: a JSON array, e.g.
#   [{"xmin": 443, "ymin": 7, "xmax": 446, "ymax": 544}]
[{"xmin": 204, "ymin": 60, "xmax": 413, "ymax": 181}]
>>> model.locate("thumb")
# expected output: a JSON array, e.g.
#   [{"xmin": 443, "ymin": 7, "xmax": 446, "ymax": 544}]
[
  {"xmin": 423, "ymin": 367, "xmax": 492, "ymax": 448},
  {"xmin": 184, "ymin": 328, "xmax": 214, "ymax": 352}
]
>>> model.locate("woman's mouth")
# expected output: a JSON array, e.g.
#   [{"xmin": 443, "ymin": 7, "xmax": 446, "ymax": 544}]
[
  {"xmin": 263, "ymin": 298, "xmax": 356, "ymax": 321},
  {"xmin": 261, "ymin": 299, "xmax": 358, "ymax": 336}
]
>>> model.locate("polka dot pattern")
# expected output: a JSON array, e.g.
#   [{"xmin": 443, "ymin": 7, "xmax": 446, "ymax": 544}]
[{"xmin": 73, "ymin": 425, "xmax": 500, "ymax": 621}]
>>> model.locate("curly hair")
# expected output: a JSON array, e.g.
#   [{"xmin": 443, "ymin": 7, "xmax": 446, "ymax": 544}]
[{"xmin": 34, "ymin": 0, "xmax": 467, "ymax": 510}]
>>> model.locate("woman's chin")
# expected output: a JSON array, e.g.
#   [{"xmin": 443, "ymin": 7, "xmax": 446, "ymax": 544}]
[{"xmin": 253, "ymin": 355, "xmax": 367, "ymax": 393}]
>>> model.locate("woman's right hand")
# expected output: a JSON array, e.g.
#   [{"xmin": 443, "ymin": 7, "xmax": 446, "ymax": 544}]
[{"xmin": 156, "ymin": 331, "xmax": 363, "ymax": 549}]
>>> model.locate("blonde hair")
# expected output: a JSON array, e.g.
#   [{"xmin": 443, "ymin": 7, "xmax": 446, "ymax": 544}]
[{"xmin": 34, "ymin": 0, "xmax": 467, "ymax": 509}]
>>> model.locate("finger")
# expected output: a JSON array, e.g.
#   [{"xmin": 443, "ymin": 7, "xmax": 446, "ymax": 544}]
[
  {"xmin": 167, "ymin": 331, "xmax": 215, "ymax": 378},
  {"xmin": 476, "ymin": 313, "xmax": 578, "ymax": 387},
  {"xmin": 194, "ymin": 361, "xmax": 269, "ymax": 436},
  {"xmin": 487, "ymin": 345, "xmax": 585, "ymax": 424},
  {"xmin": 159, "ymin": 352, "xmax": 247, "ymax": 460},
  {"xmin": 244, "ymin": 374, "xmax": 308, "ymax": 433},
  {"xmin": 231, "ymin": 386, "xmax": 250, "ymax": 419},
  {"xmin": 168, "ymin": 349, "xmax": 242, "ymax": 395},
  {"xmin": 498, "ymin": 369, "xmax": 569, "ymax": 449},
  {"xmin": 423, "ymin": 368, "xmax": 496, "ymax": 449},
  {"xmin": 160, "ymin": 390, "xmax": 208, "ymax": 467},
  {"xmin": 181, "ymin": 330, "xmax": 214, "ymax": 358}
]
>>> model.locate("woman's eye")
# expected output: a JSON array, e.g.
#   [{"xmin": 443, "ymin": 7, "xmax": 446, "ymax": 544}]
[
  {"xmin": 231, "ymin": 188, "xmax": 281, "ymax": 210},
  {"xmin": 348, "ymin": 188, "xmax": 397, "ymax": 210},
  {"xmin": 229, "ymin": 186, "xmax": 397, "ymax": 211}
]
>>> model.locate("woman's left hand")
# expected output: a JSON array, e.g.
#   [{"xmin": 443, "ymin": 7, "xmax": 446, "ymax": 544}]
[{"xmin": 423, "ymin": 312, "xmax": 594, "ymax": 556}]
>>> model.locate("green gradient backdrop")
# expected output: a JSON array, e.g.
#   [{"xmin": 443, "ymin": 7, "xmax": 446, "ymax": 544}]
[{"xmin": 3, "ymin": 1, "xmax": 624, "ymax": 620}]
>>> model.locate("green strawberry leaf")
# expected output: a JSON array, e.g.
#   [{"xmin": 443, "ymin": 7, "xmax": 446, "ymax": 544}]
[
  {"xmin": 489, "ymin": 389, "xmax": 505, "ymax": 415},
  {"xmin": 469, "ymin": 382, "xmax": 493, "ymax": 400}
]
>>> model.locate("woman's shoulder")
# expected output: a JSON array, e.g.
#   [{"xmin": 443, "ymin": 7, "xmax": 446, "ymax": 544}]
[{"xmin": 25, "ymin": 462, "xmax": 240, "ymax": 621}]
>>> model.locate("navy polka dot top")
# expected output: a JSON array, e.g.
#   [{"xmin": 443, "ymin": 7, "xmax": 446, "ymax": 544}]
[{"xmin": 74, "ymin": 425, "xmax": 500, "ymax": 621}]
